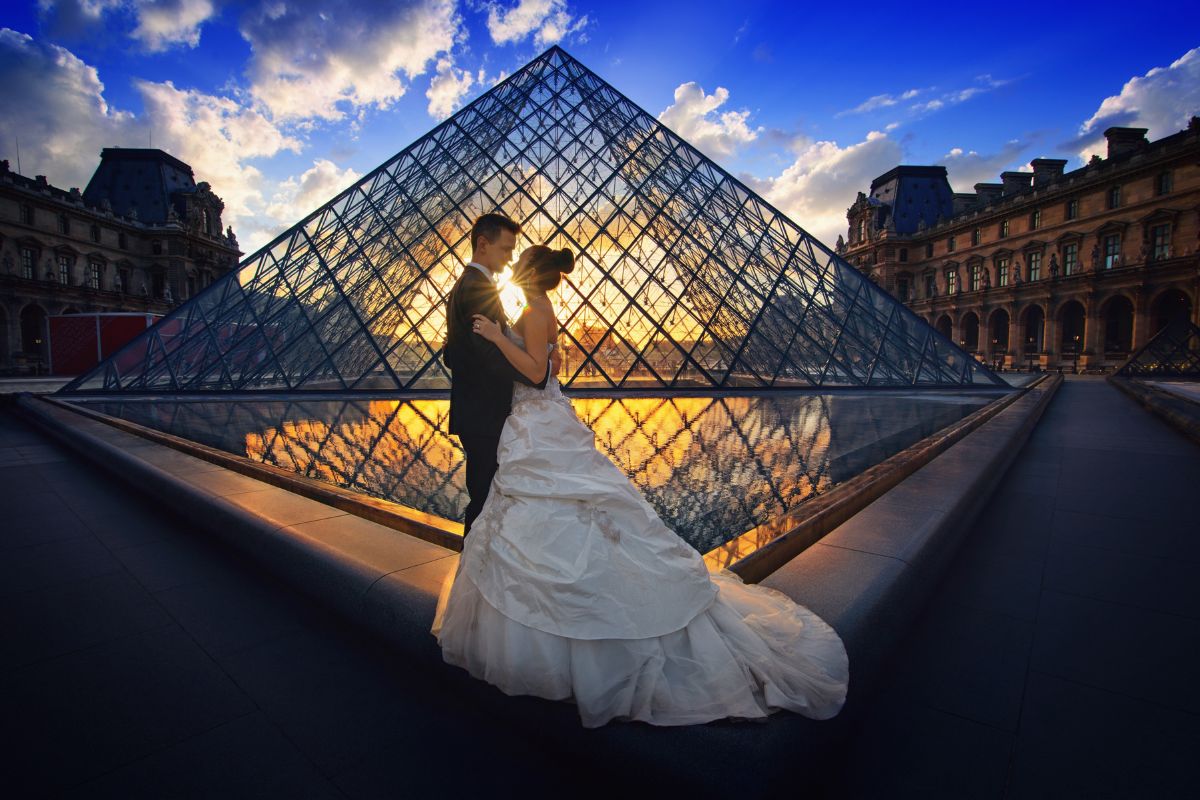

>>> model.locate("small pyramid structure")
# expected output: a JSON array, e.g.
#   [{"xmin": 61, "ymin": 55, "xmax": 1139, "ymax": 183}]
[
  {"xmin": 1115, "ymin": 319, "xmax": 1200, "ymax": 378},
  {"xmin": 62, "ymin": 46, "xmax": 1003, "ymax": 394}
]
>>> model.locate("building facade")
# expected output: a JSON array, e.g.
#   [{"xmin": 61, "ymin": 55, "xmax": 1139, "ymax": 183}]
[
  {"xmin": 840, "ymin": 121, "xmax": 1200, "ymax": 371},
  {"xmin": 0, "ymin": 148, "xmax": 241, "ymax": 373}
]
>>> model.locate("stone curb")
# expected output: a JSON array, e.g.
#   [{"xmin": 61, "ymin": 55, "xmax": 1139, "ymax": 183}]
[
  {"xmin": 14, "ymin": 380, "xmax": 1061, "ymax": 795},
  {"xmin": 1107, "ymin": 376, "xmax": 1200, "ymax": 447}
]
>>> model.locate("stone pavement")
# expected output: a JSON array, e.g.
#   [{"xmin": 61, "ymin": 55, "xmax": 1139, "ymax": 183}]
[{"xmin": 826, "ymin": 375, "xmax": 1200, "ymax": 798}]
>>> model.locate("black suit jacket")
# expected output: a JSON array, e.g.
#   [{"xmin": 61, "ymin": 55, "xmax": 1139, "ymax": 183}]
[{"xmin": 444, "ymin": 266, "xmax": 548, "ymax": 437}]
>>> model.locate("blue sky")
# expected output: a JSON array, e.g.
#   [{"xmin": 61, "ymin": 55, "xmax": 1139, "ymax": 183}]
[{"xmin": 2, "ymin": 0, "xmax": 1198, "ymax": 253}]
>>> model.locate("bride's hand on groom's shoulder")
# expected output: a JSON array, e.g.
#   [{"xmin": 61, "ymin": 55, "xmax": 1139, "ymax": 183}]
[{"xmin": 471, "ymin": 314, "xmax": 502, "ymax": 343}]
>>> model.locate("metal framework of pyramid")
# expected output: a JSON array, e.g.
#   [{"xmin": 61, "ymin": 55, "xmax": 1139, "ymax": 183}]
[
  {"xmin": 62, "ymin": 46, "xmax": 1003, "ymax": 394},
  {"xmin": 1115, "ymin": 319, "xmax": 1200, "ymax": 378}
]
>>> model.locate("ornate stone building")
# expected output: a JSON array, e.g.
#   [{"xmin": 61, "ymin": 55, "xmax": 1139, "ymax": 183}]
[
  {"xmin": 0, "ymin": 148, "xmax": 241, "ymax": 372},
  {"xmin": 840, "ymin": 121, "xmax": 1200, "ymax": 371}
]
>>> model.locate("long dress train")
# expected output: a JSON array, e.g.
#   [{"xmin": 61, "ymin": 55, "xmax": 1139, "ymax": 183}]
[{"xmin": 433, "ymin": 346, "xmax": 849, "ymax": 728}]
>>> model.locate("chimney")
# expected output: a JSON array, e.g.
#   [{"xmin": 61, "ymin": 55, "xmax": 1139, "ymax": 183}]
[
  {"xmin": 35, "ymin": 175, "xmax": 48, "ymax": 187},
  {"xmin": 1000, "ymin": 171, "xmax": 1033, "ymax": 195},
  {"xmin": 1030, "ymin": 158, "xmax": 1068, "ymax": 188},
  {"xmin": 974, "ymin": 183, "xmax": 1003, "ymax": 205},
  {"xmin": 1104, "ymin": 127, "xmax": 1148, "ymax": 159}
]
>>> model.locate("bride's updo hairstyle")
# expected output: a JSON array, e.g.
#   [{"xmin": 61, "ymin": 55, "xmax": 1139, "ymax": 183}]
[{"xmin": 518, "ymin": 245, "xmax": 575, "ymax": 293}]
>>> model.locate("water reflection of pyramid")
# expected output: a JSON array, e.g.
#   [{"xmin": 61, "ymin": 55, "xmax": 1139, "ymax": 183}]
[{"xmin": 63, "ymin": 46, "xmax": 1003, "ymax": 393}]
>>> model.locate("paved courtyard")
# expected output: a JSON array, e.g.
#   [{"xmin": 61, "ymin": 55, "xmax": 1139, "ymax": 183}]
[
  {"xmin": 829, "ymin": 376, "xmax": 1200, "ymax": 798},
  {"xmin": 2, "ymin": 375, "xmax": 1197, "ymax": 797}
]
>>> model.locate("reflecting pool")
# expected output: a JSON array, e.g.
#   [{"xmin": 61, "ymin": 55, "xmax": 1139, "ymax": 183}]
[{"xmin": 80, "ymin": 393, "xmax": 991, "ymax": 554}]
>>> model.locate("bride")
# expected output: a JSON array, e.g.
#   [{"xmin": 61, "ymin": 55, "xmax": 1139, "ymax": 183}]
[{"xmin": 432, "ymin": 244, "xmax": 849, "ymax": 728}]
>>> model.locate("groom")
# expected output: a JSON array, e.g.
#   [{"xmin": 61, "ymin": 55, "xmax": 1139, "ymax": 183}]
[{"xmin": 444, "ymin": 213, "xmax": 558, "ymax": 534}]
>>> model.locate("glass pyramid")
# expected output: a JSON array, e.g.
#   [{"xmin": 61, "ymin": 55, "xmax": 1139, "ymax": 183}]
[
  {"xmin": 1115, "ymin": 319, "xmax": 1200, "ymax": 378},
  {"xmin": 62, "ymin": 46, "xmax": 1003, "ymax": 394}
]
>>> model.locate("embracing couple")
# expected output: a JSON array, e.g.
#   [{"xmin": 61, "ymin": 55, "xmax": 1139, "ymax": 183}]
[{"xmin": 432, "ymin": 213, "xmax": 848, "ymax": 728}]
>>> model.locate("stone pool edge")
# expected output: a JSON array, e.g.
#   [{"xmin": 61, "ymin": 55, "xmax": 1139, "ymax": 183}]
[
  {"xmin": 1108, "ymin": 375, "xmax": 1200, "ymax": 447},
  {"xmin": 13, "ymin": 377, "xmax": 1061, "ymax": 794}
]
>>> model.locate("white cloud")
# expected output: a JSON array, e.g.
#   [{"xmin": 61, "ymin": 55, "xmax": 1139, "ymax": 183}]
[
  {"xmin": 266, "ymin": 158, "xmax": 360, "ymax": 224},
  {"xmin": 239, "ymin": 0, "xmax": 462, "ymax": 122},
  {"xmin": 0, "ymin": 27, "xmax": 135, "ymax": 187},
  {"xmin": 0, "ymin": 29, "xmax": 306, "ymax": 254},
  {"xmin": 1075, "ymin": 46, "xmax": 1200, "ymax": 162},
  {"xmin": 745, "ymin": 131, "xmax": 903, "ymax": 247},
  {"xmin": 837, "ymin": 88, "xmax": 922, "ymax": 117},
  {"xmin": 130, "ymin": 0, "xmax": 215, "ymax": 52},
  {"xmin": 426, "ymin": 56, "xmax": 474, "ymax": 120},
  {"xmin": 35, "ymin": 0, "xmax": 123, "ymax": 38},
  {"xmin": 37, "ymin": 0, "xmax": 215, "ymax": 51},
  {"xmin": 908, "ymin": 75, "xmax": 1009, "ymax": 115},
  {"xmin": 941, "ymin": 140, "xmax": 1028, "ymax": 191},
  {"xmin": 657, "ymin": 82, "xmax": 761, "ymax": 161},
  {"xmin": 486, "ymin": 0, "xmax": 588, "ymax": 47}
]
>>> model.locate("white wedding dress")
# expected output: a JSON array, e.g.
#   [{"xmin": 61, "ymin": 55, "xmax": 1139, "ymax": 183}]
[{"xmin": 432, "ymin": 336, "xmax": 849, "ymax": 728}]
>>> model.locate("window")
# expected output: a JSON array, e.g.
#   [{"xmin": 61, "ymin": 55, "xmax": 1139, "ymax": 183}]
[
  {"xmin": 1030, "ymin": 209, "xmax": 1041, "ymax": 230},
  {"xmin": 999, "ymin": 220, "xmax": 1009, "ymax": 238},
  {"xmin": 945, "ymin": 269, "xmax": 958, "ymax": 294},
  {"xmin": 1103, "ymin": 234, "xmax": 1121, "ymax": 269},
  {"xmin": 58, "ymin": 214, "xmax": 69, "ymax": 235},
  {"xmin": 1066, "ymin": 198, "xmax": 1079, "ymax": 220},
  {"xmin": 118, "ymin": 232, "xmax": 127, "ymax": 249},
  {"xmin": 1151, "ymin": 224, "xmax": 1171, "ymax": 260},
  {"xmin": 152, "ymin": 240, "xmax": 162, "ymax": 255},
  {"xmin": 925, "ymin": 242, "xmax": 934, "ymax": 258},
  {"xmin": 90, "ymin": 224, "xmax": 101, "ymax": 243},
  {"xmin": 1028, "ymin": 251, "xmax": 1042, "ymax": 281},
  {"xmin": 971, "ymin": 228, "xmax": 981, "ymax": 246},
  {"xmin": 856, "ymin": 218, "xmax": 865, "ymax": 242},
  {"xmin": 969, "ymin": 263, "xmax": 981, "ymax": 291},
  {"xmin": 1156, "ymin": 171, "xmax": 1172, "ymax": 196},
  {"xmin": 88, "ymin": 260, "xmax": 102, "ymax": 290},
  {"xmin": 187, "ymin": 275, "xmax": 196, "ymax": 298},
  {"xmin": 1063, "ymin": 243, "xmax": 1078, "ymax": 275},
  {"xmin": 925, "ymin": 274, "xmax": 936, "ymax": 298},
  {"xmin": 947, "ymin": 235, "xmax": 956, "ymax": 252},
  {"xmin": 119, "ymin": 267, "xmax": 131, "ymax": 293},
  {"xmin": 1107, "ymin": 185, "xmax": 1121, "ymax": 209},
  {"xmin": 20, "ymin": 204, "xmax": 33, "ymax": 225},
  {"xmin": 20, "ymin": 247, "xmax": 35, "ymax": 279},
  {"xmin": 997, "ymin": 257, "xmax": 1009, "ymax": 287},
  {"xmin": 899, "ymin": 248, "xmax": 908, "ymax": 263},
  {"xmin": 57, "ymin": 254, "xmax": 71, "ymax": 285},
  {"xmin": 152, "ymin": 271, "xmax": 165, "ymax": 298}
]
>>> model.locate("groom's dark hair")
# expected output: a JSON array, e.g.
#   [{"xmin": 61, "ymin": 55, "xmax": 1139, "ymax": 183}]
[{"xmin": 470, "ymin": 213, "xmax": 520, "ymax": 253}]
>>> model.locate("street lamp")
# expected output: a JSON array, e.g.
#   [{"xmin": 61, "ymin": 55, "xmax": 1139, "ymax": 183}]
[
  {"xmin": 1026, "ymin": 336, "xmax": 1035, "ymax": 372},
  {"xmin": 1072, "ymin": 334, "xmax": 1081, "ymax": 374},
  {"xmin": 992, "ymin": 337, "xmax": 1000, "ymax": 371}
]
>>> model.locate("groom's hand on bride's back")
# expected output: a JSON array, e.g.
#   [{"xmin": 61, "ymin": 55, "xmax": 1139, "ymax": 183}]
[{"xmin": 549, "ymin": 347, "xmax": 562, "ymax": 375}]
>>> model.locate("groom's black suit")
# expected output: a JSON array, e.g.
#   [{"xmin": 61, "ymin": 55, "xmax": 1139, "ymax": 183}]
[{"xmin": 444, "ymin": 265, "xmax": 548, "ymax": 534}]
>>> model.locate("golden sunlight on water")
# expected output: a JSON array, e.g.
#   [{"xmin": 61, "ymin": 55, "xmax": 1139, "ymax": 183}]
[
  {"xmin": 96, "ymin": 390, "xmax": 980, "ymax": 557},
  {"xmin": 239, "ymin": 395, "xmax": 836, "ymax": 553}
]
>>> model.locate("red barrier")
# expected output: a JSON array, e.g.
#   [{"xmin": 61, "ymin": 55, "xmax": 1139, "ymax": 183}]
[{"xmin": 48, "ymin": 313, "xmax": 162, "ymax": 376}]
